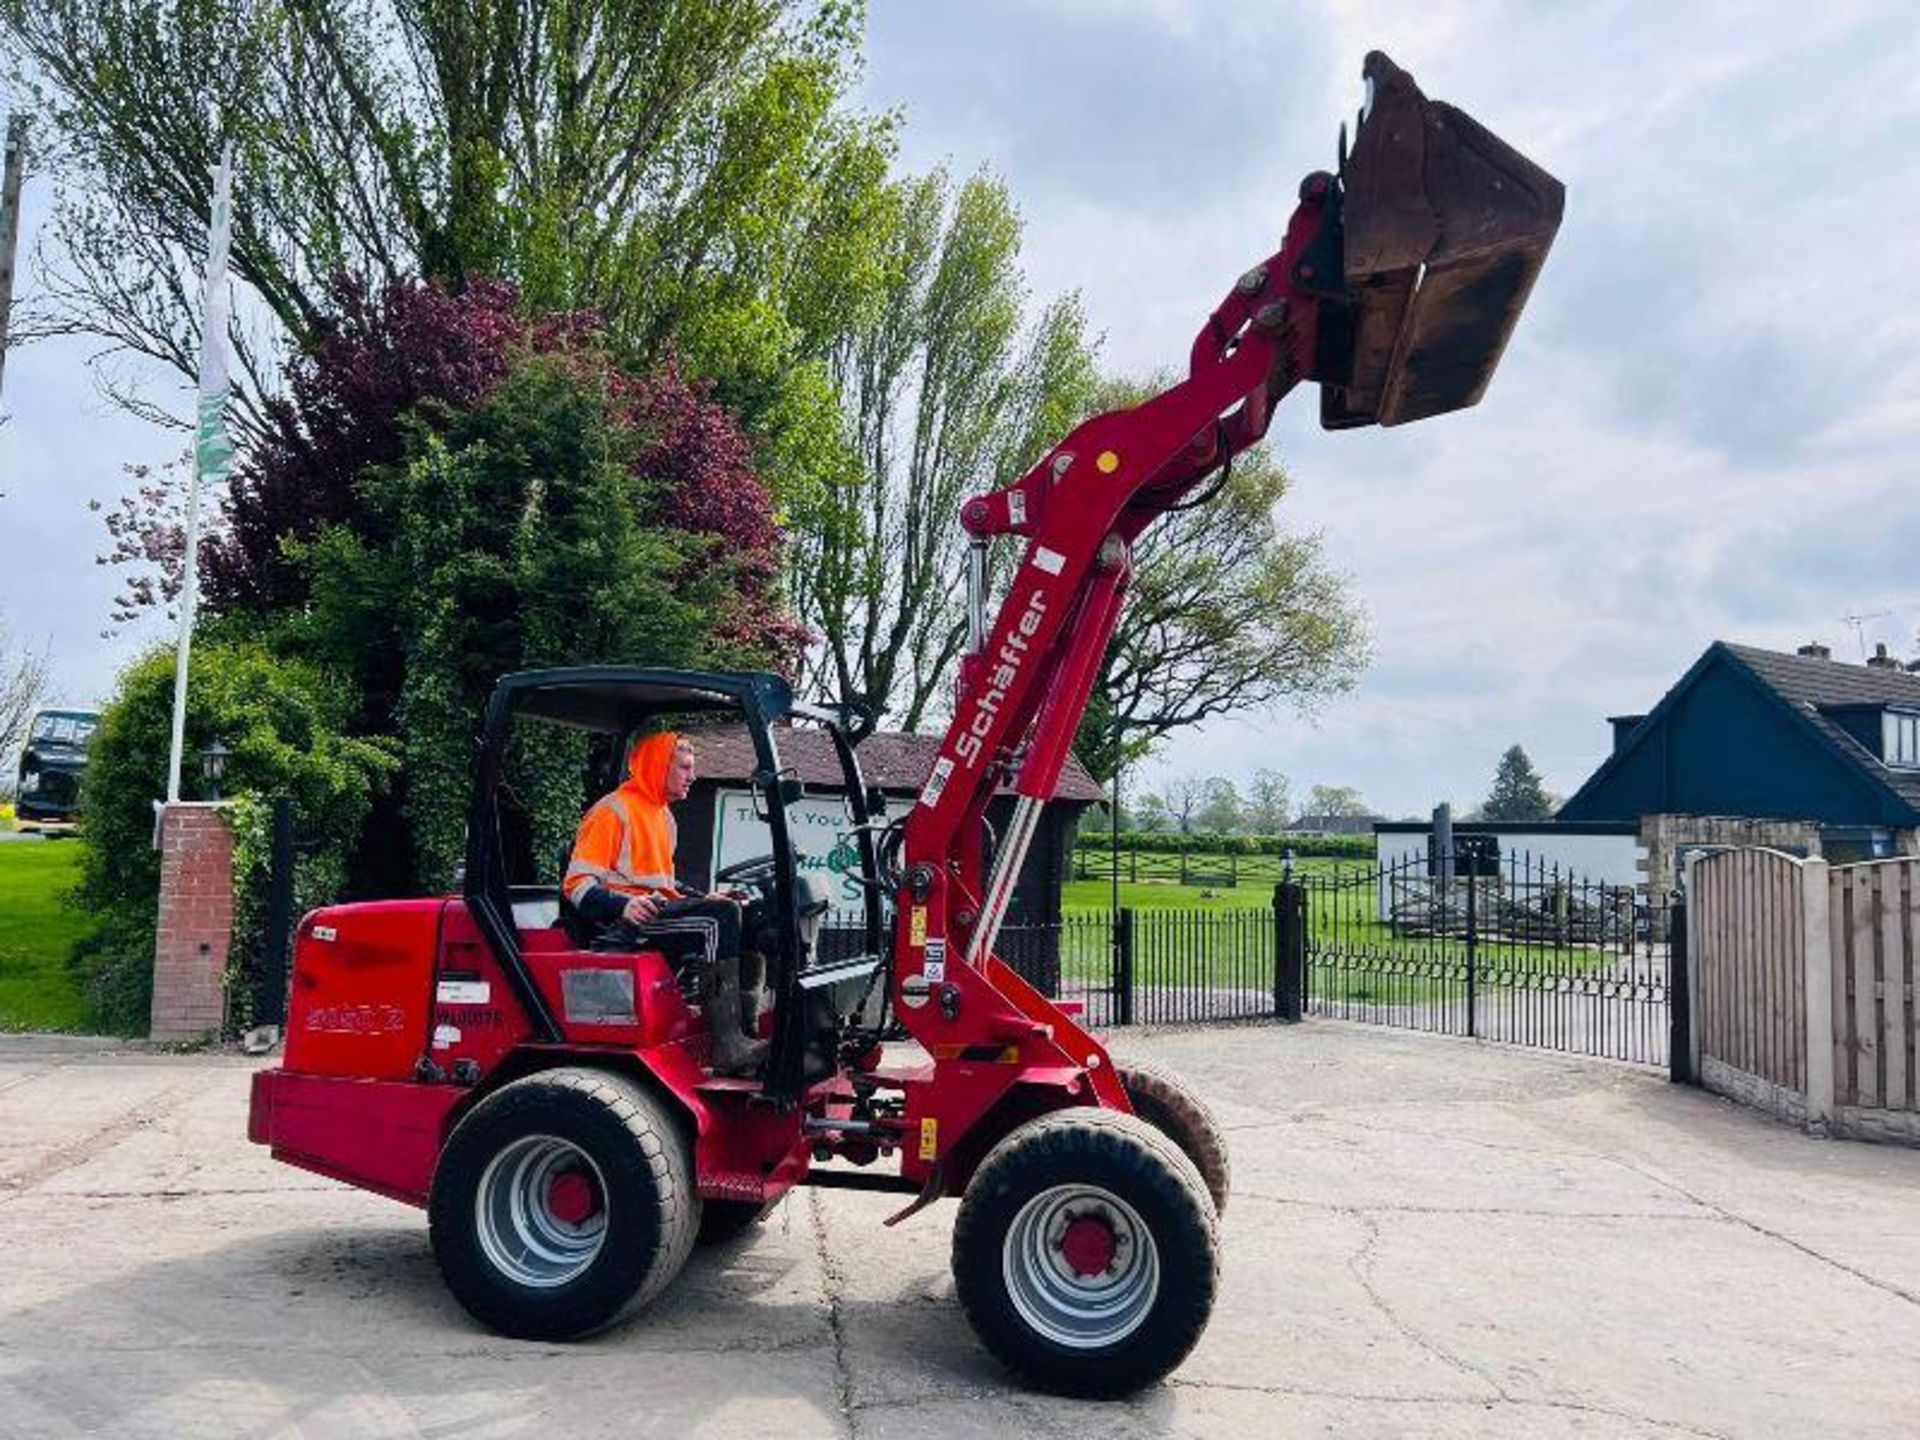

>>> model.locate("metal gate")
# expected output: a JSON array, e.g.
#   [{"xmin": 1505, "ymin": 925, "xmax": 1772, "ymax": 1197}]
[
  {"xmin": 996, "ymin": 906, "xmax": 1300, "ymax": 1030},
  {"xmin": 1297, "ymin": 850, "xmax": 1676, "ymax": 1067}
]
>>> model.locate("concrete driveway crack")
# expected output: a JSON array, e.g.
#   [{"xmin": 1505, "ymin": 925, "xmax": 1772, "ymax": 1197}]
[
  {"xmin": 1344, "ymin": 1208, "xmax": 1504, "ymax": 1399},
  {"xmin": 1335, "ymin": 1212, "xmax": 1737, "ymax": 1439},
  {"xmin": 808, "ymin": 1189, "xmax": 859, "ymax": 1439},
  {"xmin": 1609, "ymin": 1157, "xmax": 1920, "ymax": 1310},
  {"xmin": 1169, "ymin": 1379, "xmax": 1731, "ymax": 1437},
  {"xmin": 1234, "ymin": 1187, "xmax": 1718, "ymax": 1220}
]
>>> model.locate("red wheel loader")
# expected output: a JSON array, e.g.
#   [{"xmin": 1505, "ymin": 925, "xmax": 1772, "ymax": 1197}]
[{"xmin": 247, "ymin": 52, "xmax": 1563, "ymax": 1395}]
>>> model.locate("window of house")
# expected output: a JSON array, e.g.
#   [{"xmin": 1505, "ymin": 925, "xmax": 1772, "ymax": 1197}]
[{"xmin": 1883, "ymin": 711, "xmax": 1920, "ymax": 768}]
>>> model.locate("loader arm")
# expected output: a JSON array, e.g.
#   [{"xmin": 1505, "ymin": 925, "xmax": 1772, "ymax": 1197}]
[
  {"xmin": 886, "ymin": 186, "xmax": 1324, "ymax": 1099},
  {"xmin": 883, "ymin": 51, "xmax": 1562, "ymax": 1153}
]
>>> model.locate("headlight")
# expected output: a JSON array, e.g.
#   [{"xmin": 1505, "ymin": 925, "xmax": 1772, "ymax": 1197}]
[{"xmin": 19, "ymin": 771, "xmax": 38, "ymax": 794}]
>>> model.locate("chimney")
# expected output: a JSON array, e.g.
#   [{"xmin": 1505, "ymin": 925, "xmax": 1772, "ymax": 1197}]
[
  {"xmin": 1796, "ymin": 641, "xmax": 1831, "ymax": 660},
  {"xmin": 1867, "ymin": 642, "xmax": 1901, "ymax": 671}
]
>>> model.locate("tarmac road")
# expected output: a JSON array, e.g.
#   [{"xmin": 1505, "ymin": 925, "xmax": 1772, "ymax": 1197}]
[{"xmin": 2, "ymin": 1022, "xmax": 1917, "ymax": 1439}]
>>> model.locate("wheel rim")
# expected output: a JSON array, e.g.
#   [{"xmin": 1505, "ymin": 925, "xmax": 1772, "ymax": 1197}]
[
  {"xmin": 474, "ymin": 1135, "xmax": 608, "ymax": 1288},
  {"xmin": 1002, "ymin": 1183, "xmax": 1160, "ymax": 1349}
]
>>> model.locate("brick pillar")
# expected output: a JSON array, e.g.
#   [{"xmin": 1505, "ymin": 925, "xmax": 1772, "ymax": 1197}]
[{"xmin": 150, "ymin": 802, "xmax": 237, "ymax": 1042}]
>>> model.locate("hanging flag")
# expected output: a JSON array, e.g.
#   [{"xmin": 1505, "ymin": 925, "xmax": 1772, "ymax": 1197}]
[
  {"xmin": 165, "ymin": 141, "xmax": 236, "ymax": 806},
  {"xmin": 193, "ymin": 147, "xmax": 236, "ymax": 488}
]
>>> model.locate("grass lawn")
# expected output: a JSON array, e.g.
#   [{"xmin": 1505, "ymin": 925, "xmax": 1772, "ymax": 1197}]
[
  {"xmin": 0, "ymin": 841, "xmax": 96, "ymax": 1032},
  {"xmin": 1054, "ymin": 860, "xmax": 1621, "ymax": 1002},
  {"xmin": 1061, "ymin": 856, "xmax": 1357, "ymax": 914}
]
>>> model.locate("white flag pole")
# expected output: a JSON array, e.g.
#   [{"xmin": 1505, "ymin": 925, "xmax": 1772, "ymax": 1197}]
[{"xmin": 165, "ymin": 141, "xmax": 236, "ymax": 804}]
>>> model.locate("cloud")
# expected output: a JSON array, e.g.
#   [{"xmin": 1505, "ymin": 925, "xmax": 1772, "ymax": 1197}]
[
  {"xmin": 863, "ymin": 1, "xmax": 1920, "ymax": 815},
  {"xmin": 7, "ymin": 2, "xmax": 1918, "ymax": 820}
]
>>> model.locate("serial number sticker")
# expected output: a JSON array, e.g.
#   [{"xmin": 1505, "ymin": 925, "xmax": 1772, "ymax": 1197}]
[
  {"xmin": 1007, "ymin": 490, "xmax": 1027, "ymax": 525},
  {"xmin": 436, "ymin": 980, "xmax": 492, "ymax": 1005},
  {"xmin": 431, "ymin": 1024, "xmax": 461, "ymax": 1050},
  {"xmin": 311, "ymin": 925, "xmax": 338, "ymax": 942},
  {"xmin": 909, "ymin": 906, "xmax": 928, "ymax": 948},
  {"xmin": 901, "ymin": 974, "xmax": 933, "ymax": 1009},
  {"xmin": 918, "ymin": 755, "xmax": 954, "ymax": 809},
  {"xmin": 1031, "ymin": 545, "xmax": 1066, "ymax": 575},
  {"xmin": 918, "ymin": 1117, "xmax": 939, "ymax": 1162}
]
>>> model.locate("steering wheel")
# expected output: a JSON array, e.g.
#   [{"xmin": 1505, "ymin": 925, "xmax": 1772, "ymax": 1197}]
[{"xmin": 715, "ymin": 853, "xmax": 778, "ymax": 889}]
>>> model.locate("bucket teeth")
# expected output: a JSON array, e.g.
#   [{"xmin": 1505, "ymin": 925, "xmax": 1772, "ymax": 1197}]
[{"xmin": 1317, "ymin": 51, "xmax": 1565, "ymax": 429}]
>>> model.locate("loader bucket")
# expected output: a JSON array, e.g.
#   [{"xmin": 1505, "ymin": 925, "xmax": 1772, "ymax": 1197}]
[{"xmin": 1317, "ymin": 51, "xmax": 1564, "ymax": 429}]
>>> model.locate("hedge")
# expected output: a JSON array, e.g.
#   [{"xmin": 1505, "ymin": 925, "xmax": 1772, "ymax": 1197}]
[{"xmin": 1070, "ymin": 829, "xmax": 1374, "ymax": 860}]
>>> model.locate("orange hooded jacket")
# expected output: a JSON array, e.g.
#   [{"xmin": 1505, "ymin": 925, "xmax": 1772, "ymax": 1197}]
[{"xmin": 564, "ymin": 732, "xmax": 684, "ymax": 913}]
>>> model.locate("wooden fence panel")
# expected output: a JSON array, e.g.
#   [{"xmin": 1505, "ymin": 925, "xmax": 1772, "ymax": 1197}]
[
  {"xmin": 1829, "ymin": 859, "xmax": 1920, "ymax": 1114},
  {"xmin": 1896, "ymin": 867, "xmax": 1912, "ymax": 1113},
  {"xmin": 1831, "ymin": 867, "xmax": 1851, "ymax": 1105},
  {"xmin": 1693, "ymin": 848, "xmax": 1806, "ymax": 1093},
  {"xmin": 1881, "ymin": 865, "xmax": 1906, "ymax": 1111},
  {"xmin": 1849, "ymin": 867, "xmax": 1880, "ymax": 1107}
]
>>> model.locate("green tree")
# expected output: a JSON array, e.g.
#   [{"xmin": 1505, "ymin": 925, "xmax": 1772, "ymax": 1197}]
[
  {"xmin": 1245, "ymin": 769, "xmax": 1291, "ymax": 835},
  {"xmin": 1129, "ymin": 791, "xmax": 1173, "ymax": 834},
  {"xmin": 2, "ymin": 0, "xmax": 891, "ymax": 469},
  {"xmin": 286, "ymin": 350, "xmax": 719, "ymax": 891},
  {"xmin": 1196, "ymin": 777, "xmax": 1243, "ymax": 835},
  {"xmin": 794, "ymin": 168, "xmax": 1098, "ymax": 727},
  {"xmin": 71, "ymin": 643, "xmax": 395, "ymax": 1032},
  {"xmin": 1306, "ymin": 784, "xmax": 1370, "ymax": 819},
  {"xmin": 1480, "ymin": 744, "xmax": 1556, "ymax": 823}
]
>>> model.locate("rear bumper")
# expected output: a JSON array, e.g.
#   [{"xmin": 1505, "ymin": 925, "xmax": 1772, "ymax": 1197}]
[{"xmin": 249, "ymin": 1067, "xmax": 463, "ymax": 1208}]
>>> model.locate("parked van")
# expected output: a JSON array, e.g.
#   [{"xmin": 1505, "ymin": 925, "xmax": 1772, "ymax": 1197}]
[{"xmin": 14, "ymin": 709, "xmax": 101, "ymax": 833}]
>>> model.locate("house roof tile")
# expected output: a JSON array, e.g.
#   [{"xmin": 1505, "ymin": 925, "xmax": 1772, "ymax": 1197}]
[{"xmin": 1720, "ymin": 644, "xmax": 1920, "ymax": 812}]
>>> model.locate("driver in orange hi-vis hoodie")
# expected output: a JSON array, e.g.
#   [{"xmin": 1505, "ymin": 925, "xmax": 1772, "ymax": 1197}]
[{"xmin": 565, "ymin": 733, "xmax": 768, "ymax": 1074}]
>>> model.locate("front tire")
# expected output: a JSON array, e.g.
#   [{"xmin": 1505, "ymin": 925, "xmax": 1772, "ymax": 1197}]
[
  {"xmin": 952, "ymin": 1109, "xmax": 1219, "ymax": 1396},
  {"xmin": 429, "ymin": 1067, "xmax": 697, "ymax": 1340}
]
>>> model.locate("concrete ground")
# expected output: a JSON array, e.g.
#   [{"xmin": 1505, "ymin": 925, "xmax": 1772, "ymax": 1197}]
[{"xmin": 2, "ymin": 1023, "xmax": 1917, "ymax": 1440}]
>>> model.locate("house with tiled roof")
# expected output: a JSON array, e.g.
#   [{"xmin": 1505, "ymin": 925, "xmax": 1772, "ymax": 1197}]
[{"xmin": 1558, "ymin": 640, "xmax": 1920, "ymax": 883}]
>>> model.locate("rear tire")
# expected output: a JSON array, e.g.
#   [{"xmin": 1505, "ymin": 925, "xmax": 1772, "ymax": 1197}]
[
  {"xmin": 951, "ymin": 1108, "xmax": 1218, "ymax": 1396},
  {"xmin": 429, "ymin": 1067, "xmax": 696, "ymax": 1340},
  {"xmin": 1118, "ymin": 1060, "xmax": 1232, "ymax": 1214}
]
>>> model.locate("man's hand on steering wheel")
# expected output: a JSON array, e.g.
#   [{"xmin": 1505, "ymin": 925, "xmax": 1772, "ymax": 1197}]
[{"xmin": 715, "ymin": 854, "xmax": 778, "ymax": 891}]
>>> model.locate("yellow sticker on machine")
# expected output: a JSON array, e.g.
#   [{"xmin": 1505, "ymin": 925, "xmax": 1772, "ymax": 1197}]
[
  {"xmin": 909, "ymin": 906, "xmax": 928, "ymax": 948},
  {"xmin": 918, "ymin": 1117, "xmax": 939, "ymax": 1161}
]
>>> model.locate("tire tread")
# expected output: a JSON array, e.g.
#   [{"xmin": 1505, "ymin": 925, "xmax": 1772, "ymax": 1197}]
[
  {"xmin": 429, "ymin": 1066, "xmax": 696, "ymax": 1338},
  {"xmin": 951, "ymin": 1107, "xmax": 1218, "ymax": 1397},
  {"xmin": 1117, "ymin": 1059, "xmax": 1232, "ymax": 1214}
]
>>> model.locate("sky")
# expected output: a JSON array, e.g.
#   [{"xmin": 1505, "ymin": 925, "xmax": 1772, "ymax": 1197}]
[{"xmin": 3, "ymin": 1, "xmax": 1919, "ymax": 819}]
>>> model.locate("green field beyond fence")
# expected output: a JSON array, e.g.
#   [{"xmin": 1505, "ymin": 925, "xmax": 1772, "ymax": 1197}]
[
  {"xmin": 1054, "ymin": 848, "xmax": 1628, "ymax": 1016},
  {"xmin": 1069, "ymin": 843, "xmax": 1369, "ymax": 892},
  {"xmin": 1064, "ymin": 852, "xmax": 1357, "ymax": 915}
]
